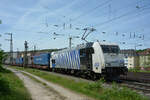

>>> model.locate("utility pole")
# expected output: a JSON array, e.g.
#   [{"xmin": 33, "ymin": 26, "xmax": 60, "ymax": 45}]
[
  {"xmin": 69, "ymin": 37, "xmax": 72, "ymax": 49},
  {"xmin": 69, "ymin": 36, "xmax": 80, "ymax": 49},
  {"xmin": 5, "ymin": 33, "xmax": 13, "ymax": 64},
  {"xmin": 17, "ymin": 48, "xmax": 19, "ymax": 58},
  {"xmin": 24, "ymin": 41, "xmax": 28, "ymax": 67},
  {"xmin": 33, "ymin": 45, "xmax": 36, "ymax": 56}
]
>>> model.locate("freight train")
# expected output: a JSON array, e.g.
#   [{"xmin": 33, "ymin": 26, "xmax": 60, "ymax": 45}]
[{"xmin": 4, "ymin": 42, "xmax": 128, "ymax": 80}]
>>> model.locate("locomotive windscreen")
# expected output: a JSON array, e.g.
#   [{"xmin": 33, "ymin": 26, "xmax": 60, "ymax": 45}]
[{"xmin": 101, "ymin": 45, "xmax": 119, "ymax": 53}]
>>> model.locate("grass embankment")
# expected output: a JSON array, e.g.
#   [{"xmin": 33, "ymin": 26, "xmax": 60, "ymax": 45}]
[
  {"xmin": 129, "ymin": 67, "xmax": 150, "ymax": 73},
  {"xmin": 12, "ymin": 66, "xmax": 148, "ymax": 100},
  {"xmin": 0, "ymin": 68, "xmax": 32, "ymax": 100}
]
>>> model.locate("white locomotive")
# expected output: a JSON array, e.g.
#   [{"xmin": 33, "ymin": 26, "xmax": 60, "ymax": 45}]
[{"xmin": 50, "ymin": 42, "xmax": 128, "ymax": 80}]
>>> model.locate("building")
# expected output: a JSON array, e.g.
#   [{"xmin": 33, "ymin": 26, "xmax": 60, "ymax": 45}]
[
  {"xmin": 120, "ymin": 48, "xmax": 150, "ymax": 69},
  {"xmin": 127, "ymin": 55, "xmax": 139, "ymax": 68},
  {"xmin": 120, "ymin": 49, "xmax": 139, "ymax": 69},
  {"xmin": 138, "ymin": 48, "xmax": 150, "ymax": 68}
]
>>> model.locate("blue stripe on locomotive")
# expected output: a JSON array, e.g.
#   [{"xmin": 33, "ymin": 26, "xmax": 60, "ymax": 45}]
[
  {"xmin": 33, "ymin": 53, "xmax": 50, "ymax": 66},
  {"xmin": 54, "ymin": 50, "xmax": 80, "ymax": 69}
]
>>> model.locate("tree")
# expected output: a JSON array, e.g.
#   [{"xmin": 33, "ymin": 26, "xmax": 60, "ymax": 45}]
[
  {"xmin": 0, "ymin": 50, "xmax": 5, "ymax": 71},
  {"xmin": 0, "ymin": 20, "xmax": 3, "ymax": 71}
]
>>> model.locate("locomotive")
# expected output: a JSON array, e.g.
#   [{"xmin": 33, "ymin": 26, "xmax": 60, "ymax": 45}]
[{"xmin": 4, "ymin": 42, "xmax": 128, "ymax": 80}]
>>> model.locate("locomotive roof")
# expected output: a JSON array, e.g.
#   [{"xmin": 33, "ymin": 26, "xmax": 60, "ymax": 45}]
[
  {"xmin": 53, "ymin": 42, "xmax": 118, "ymax": 54},
  {"xmin": 99, "ymin": 42, "xmax": 118, "ymax": 46}
]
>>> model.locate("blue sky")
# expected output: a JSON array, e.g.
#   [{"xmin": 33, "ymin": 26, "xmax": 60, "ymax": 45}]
[{"xmin": 0, "ymin": 0, "xmax": 150, "ymax": 52}]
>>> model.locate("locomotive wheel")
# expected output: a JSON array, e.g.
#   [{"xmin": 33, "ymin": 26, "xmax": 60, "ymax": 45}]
[{"xmin": 92, "ymin": 74, "xmax": 97, "ymax": 81}]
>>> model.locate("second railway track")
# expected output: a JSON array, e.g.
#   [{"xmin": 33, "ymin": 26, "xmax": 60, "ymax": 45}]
[{"xmin": 121, "ymin": 80, "xmax": 150, "ymax": 97}]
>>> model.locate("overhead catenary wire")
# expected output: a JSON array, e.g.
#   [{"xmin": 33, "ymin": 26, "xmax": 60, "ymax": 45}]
[
  {"xmin": 51, "ymin": 0, "xmax": 129, "ymax": 30},
  {"xmin": 55, "ymin": 0, "xmax": 113, "ymax": 33},
  {"xmin": 95, "ymin": 5, "xmax": 150, "ymax": 37},
  {"xmin": 71, "ymin": 0, "xmax": 113, "ymax": 22},
  {"xmin": 53, "ymin": 0, "xmax": 114, "ymax": 43},
  {"xmin": 56, "ymin": 0, "xmax": 145, "ymax": 33},
  {"xmin": 94, "ymin": 4, "xmax": 150, "ymax": 27},
  {"xmin": 70, "ymin": 0, "xmax": 148, "ymax": 34},
  {"xmin": 26, "ymin": 0, "xmax": 150, "ymax": 49},
  {"xmin": 70, "ymin": 0, "xmax": 142, "ymax": 26}
]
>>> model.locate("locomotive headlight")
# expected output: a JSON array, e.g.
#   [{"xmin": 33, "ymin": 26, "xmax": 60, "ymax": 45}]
[
  {"xmin": 105, "ymin": 63, "xmax": 111, "ymax": 67},
  {"xmin": 120, "ymin": 63, "xmax": 124, "ymax": 66}
]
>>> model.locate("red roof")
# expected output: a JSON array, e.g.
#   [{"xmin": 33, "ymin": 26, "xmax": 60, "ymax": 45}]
[{"xmin": 138, "ymin": 48, "xmax": 150, "ymax": 55}]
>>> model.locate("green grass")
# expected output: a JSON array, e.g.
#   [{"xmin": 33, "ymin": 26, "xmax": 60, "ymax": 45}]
[
  {"xmin": 0, "ymin": 68, "xmax": 32, "ymax": 100},
  {"xmin": 129, "ymin": 67, "xmax": 150, "ymax": 73},
  {"xmin": 11, "ymin": 66, "xmax": 148, "ymax": 100}
]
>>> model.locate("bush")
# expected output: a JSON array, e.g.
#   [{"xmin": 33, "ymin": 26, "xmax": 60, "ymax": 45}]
[
  {"xmin": 86, "ymin": 78, "xmax": 105, "ymax": 91},
  {"xmin": 0, "ymin": 75, "xmax": 10, "ymax": 95},
  {"xmin": 0, "ymin": 50, "xmax": 10, "ymax": 95},
  {"xmin": 0, "ymin": 50, "xmax": 4, "ymax": 71}
]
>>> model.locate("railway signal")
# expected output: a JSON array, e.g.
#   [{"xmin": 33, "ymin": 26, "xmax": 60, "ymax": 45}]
[{"xmin": 24, "ymin": 41, "xmax": 28, "ymax": 67}]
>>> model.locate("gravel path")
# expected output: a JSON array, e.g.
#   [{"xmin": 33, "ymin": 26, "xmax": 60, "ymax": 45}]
[
  {"xmin": 7, "ymin": 67, "xmax": 64, "ymax": 100},
  {"xmin": 6, "ymin": 67, "xmax": 94, "ymax": 100}
]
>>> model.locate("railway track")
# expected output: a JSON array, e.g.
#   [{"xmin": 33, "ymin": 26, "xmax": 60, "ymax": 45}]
[
  {"xmin": 121, "ymin": 80, "xmax": 150, "ymax": 97},
  {"xmin": 120, "ymin": 72, "xmax": 150, "ymax": 83}
]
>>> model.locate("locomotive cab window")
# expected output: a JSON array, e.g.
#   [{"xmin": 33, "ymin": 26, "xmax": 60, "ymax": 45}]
[
  {"xmin": 80, "ymin": 47, "xmax": 94, "ymax": 70},
  {"xmin": 101, "ymin": 45, "xmax": 119, "ymax": 54}
]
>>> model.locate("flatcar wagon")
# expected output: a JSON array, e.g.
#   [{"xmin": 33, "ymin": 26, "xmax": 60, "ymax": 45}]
[
  {"xmin": 33, "ymin": 53, "xmax": 50, "ymax": 69},
  {"xmin": 15, "ymin": 57, "xmax": 23, "ymax": 67}
]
